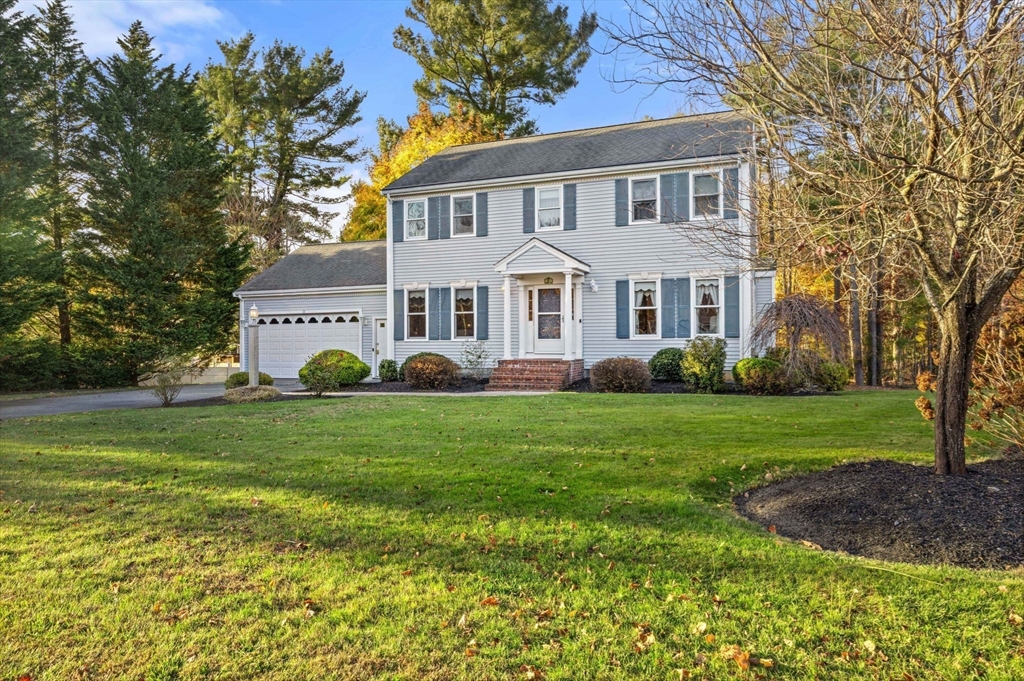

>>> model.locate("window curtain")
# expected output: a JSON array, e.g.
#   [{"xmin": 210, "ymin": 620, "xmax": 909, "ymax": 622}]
[{"xmin": 697, "ymin": 282, "xmax": 719, "ymax": 306}]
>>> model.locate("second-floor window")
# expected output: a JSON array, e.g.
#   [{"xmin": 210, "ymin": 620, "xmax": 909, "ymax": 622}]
[
  {"xmin": 454, "ymin": 287, "xmax": 475, "ymax": 338},
  {"xmin": 631, "ymin": 179, "xmax": 657, "ymax": 221},
  {"xmin": 694, "ymin": 174, "xmax": 721, "ymax": 218},
  {"xmin": 537, "ymin": 187, "xmax": 561, "ymax": 229},
  {"xmin": 406, "ymin": 200, "xmax": 426, "ymax": 239},
  {"xmin": 407, "ymin": 289, "xmax": 427, "ymax": 338},
  {"xmin": 453, "ymin": 196, "xmax": 474, "ymax": 236}
]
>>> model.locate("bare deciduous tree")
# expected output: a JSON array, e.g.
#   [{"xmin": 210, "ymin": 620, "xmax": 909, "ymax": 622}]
[{"xmin": 607, "ymin": 0, "xmax": 1024, "ymax": 474}]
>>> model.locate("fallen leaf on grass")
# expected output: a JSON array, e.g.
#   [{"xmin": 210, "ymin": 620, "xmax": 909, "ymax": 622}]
[
  {"xmin": 768, "ymin": 525, "xmax": 777, "ymax": 533},
  {"xmin": 401, "ymin": 569, "xmax": 413, "ymax": 577},
  {"xmin": 799, "ymin": 539, "xmax": 823, "ymax": 550},
  {"xmin": 720, "ymin": 644, "xmax": 750, "ymax": 670},
  {"xmin": 1009, "ymin": 613, "xmax": 1023, "ymax": 626},
  {"xmin": 519, "ymin": 665, "xmax": 545, "ymax": 679},
  {"xmin": 692, "ymin": 622, "xmax": 707, "ymax": 635},
  {"xmin": 465, "ymin": 639, "xmax": 480, "ymax": 657},
  {"xmin": 480, "ymin": 596, "xmax": 500, "ymax": 606},
  {"xmin": 634, "ymin": 623, "xmax": 656, "ymax": 652}
]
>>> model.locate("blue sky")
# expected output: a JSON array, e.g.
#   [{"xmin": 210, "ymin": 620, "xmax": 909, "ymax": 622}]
[{"xmin": 16, "ymin": 0, "xmax": 707, "ymax": 234}]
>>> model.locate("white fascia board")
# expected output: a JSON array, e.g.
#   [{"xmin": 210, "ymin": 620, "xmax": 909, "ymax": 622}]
[
  {"xmin": 382, "ymin": 153, "xmax": 746, "ymax": 198},
  {"xmin": 234, "ymin": 285, "xmax": 386, "ymax": 299}
]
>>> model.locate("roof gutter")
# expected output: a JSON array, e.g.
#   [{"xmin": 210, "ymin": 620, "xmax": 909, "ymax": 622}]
[
  {"xmin": 234, "ymin": 284, "xmax": 387, "ymax": 298},
  {"xmin": 382, "ymin": 152, "xmax": 748, "ymax": 198}
]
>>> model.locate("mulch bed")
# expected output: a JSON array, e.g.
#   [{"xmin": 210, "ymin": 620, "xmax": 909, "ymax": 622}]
[
  {"xmin": 337, "ymin": 378, "xmax": 487, "ymax": 393},
  {"xmin": 735, "ymin": 456, "xmax": 1024, "ymax": 568}
]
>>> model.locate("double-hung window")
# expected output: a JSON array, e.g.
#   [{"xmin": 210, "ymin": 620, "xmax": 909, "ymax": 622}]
[
  {"xmin": 631, "ymin": 178, "xmax": 657, "ymax": 221},
  {"xmin": 632, "ymin": 281, "xmax": 658, "ymax": 336},
  {"xmin": 537, "ymin": 187, "xmax": 561, "ymax": 229},
  {"xmin": 453, "ymin": 196, "xmax": 474, "ymax": 236},
  {"xmin": 693, "ymin": 173, "xmax": 721, "ymax": 218},
  {"xmin": 407, "ymin": 289, "xmax": 427, "ymax": 339},
  {"xmin": 406, "ymin": 200, "xmax": 426, "ymax": 239},
  {"xmin": 454, "ymin": 287, "xmax": 475, "ymax": 338},
  {"xmin": 695, "ymin": 279, "xmax": 720, "ymax": 334}
]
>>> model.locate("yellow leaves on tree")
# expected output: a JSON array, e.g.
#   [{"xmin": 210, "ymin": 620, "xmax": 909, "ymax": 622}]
[{"xmin": 342, "ymin": 103, "xmax": 499, "ymax": 241}]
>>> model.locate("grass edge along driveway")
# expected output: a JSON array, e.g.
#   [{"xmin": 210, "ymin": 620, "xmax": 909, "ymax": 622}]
[{"xmin": 1, "ymin": 391, "xmax": 1022, "ymax": 680}]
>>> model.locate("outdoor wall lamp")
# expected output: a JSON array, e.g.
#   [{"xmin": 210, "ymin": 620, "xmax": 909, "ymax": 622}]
[
  {"xmin": 248, "ymin": 304, "xmax": 259, "ymax": 324},
  {"xmin": 589, "ymin": 279, "xmax": 599, "ymax": 293}
]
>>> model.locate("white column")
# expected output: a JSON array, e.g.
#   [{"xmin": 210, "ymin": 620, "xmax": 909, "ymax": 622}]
[
  {"xmin": 518, "ymin": 282, "xmax": 527, "ymax": 358},
  {"xmin": 502, "ymin": 275, "xmax": 512, "ymax": 360},
  {"xmin": 575, "ymin": 280, "xmax": 584, "ymax": 359},
  {"xmin": 563, "ymin": 271, "xmax": 574, "ymax": 360}
]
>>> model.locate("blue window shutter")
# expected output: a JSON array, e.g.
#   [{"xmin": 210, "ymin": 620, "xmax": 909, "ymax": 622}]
[
  {"xmin": 439, "ymin": 195, "xmax": 451, "ymax": 239},
  {"xmin": 476, "ymin": 192, "xmax": 488, "ymax": 237},
  {"xmin": 661, "ymin": 278, "xmax": 676, "ymax": 338},
  {"xmin": 393, "ymin": 289, "xmax": 405, "ymax": 340},
  {"xmin": 615, "ymin": 179, "xmax": 629, "ymax": 226},
  {"xmin": 427, "ymin": 197, "xmax": 440, "ymax": 240},
  {"xmin": 439, "ymin": 287, "xmax": 452, "ymax": 340},
  {"xmin": 724, "ymin": 276, "xmax": 740, "ymax": 338},
  {"xmin": 660, "ymin": 174, "xmax": 677, "ymax": 223},
  {"xmin": 523, "ymin": 188, "xmax": 535, "ymax": 233},
  {"xmin": 476, "ymin": 286, "xmax": 489, "ymax": 340},
  {"xmin": 676, "ymin": 172, "xmax": 690, "ymax": 221},
  {"xmin": 563, "ymin": 184, "xmax": 576, "ymax": 230},
  {"xmin": 615, "ymin": 280, "xmax": 630, "ymax": 338},
  {"xmin": 677, "ymin": 277, "xmax": 691, "ymax": 338},
  {"xmin": 723, "ymin": 168, "xmax": 739, "ymax": 220},
  {"xmin": 392, "ymin": 200, "xmax": 404, "ymax": 243},
  {"xmin": 428, "ymin": 288, "xmax": 440, "ymax": 340}
]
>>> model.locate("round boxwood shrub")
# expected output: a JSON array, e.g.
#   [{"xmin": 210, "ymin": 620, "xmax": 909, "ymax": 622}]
[
  {"xmin": 298, "ymin": 349, "xmax": 370, "ymax": 396},
  {"xmin": 681, "ymin": 337, "xmax": 727, "ymax": 394},
  {"xmin": 377, "ymin": 359, "xmax": 399, "ymax": 382},
  {"xmin": 590, "ymin": 357, "xmax": 651, "ymax": 393},
  {"xmin": 399, "ymin": 352, "xmax": 446, "ymax": 381},
  {"xmin": 648, "ymin": 347, "xmax": 686, "ymax": 381},
  {"xmin": 225, "ymin": 371, "xmax": 274, "ymax": 389},
  {"xmin": 814, "ymin": 360, "xmax": 851, "ymax": 391},
  {"xmin": 403, "ymin": 353, "xmax": 460, "ymax": 390},
  {"xmin": 735, "ymin": 357, "xmax": 790, "ymax": 395}
]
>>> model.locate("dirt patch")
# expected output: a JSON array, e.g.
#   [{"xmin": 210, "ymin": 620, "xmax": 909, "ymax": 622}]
[{"xmin": 736, "ymin": 457, "xmax": 1024, "ymax": 568}]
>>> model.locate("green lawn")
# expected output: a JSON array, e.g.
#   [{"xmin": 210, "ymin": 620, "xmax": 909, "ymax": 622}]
[{"xmin": 1, "ymin": 392, "xmax": 1021, "ymax": 680}]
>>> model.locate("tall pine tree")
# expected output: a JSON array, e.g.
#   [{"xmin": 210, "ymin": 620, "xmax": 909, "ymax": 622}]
[
  {"xmin": 0, "ymin": 0, "xmax": 51, "ymax": 339},
  {"xmin": 78, "ymin": 22, "xmax": 248, "ymax": 384},
  {"xmin": 27, "ymin": 0, "xmax": 89, "ymax": 347}
]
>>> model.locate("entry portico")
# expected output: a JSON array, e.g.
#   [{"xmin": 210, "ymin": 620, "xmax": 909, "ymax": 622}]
[{"xmin": 494, "ymin": 238, "xmax": 590, "ymax": 362}]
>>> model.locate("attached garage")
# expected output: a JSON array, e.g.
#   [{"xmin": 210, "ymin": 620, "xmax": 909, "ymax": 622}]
[{"xmin": 234, "ymin": 241, "xmax": 388, "ymax": 380}]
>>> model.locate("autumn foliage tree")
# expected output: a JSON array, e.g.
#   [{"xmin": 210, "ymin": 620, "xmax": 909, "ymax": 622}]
[{"xmin": 343, "ymin": 103, "xmax": 497, "ymax": 241}]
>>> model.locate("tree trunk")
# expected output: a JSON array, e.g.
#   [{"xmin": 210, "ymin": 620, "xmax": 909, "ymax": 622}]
[
  {"xmin": 933, "ymin": 304, "xmax": 975, "ymax": 475},
  {"xmin": 849, "ymin": 262, "xmax": 864, "ymax": 385},
  {"xmin": 867, "ymin": 258, "xmax": 881, "ymax": 385}
]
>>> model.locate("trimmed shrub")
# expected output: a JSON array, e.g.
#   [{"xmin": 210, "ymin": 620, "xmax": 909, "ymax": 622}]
[
  {"xmin": 737, "ymin": 358, "xmax": 790, "ymax": 395},
  {"xmin": 404, "ymin": 353, "xmax": 461, "ymax": 390},
  {"xmin": 377, "ymin": 359, "xmax": 399, "ymax": 382},
  {"xmin": 400, "ymin": 352, "xmax": 447, "ymax": 381},
  {"xmin": 298, "ymin": 349, "xmax": 370, "ymax": 396},
  {"xmin": 681, "ymin": 337, "xmax": 727, "ymax": 394},
  {"xmin": 591, "ymin": 357, "xmax": 651, "ymax": 393},
  {"xmin": 648, "ymin": 347, "xmax": 686, "ymax": 381},
  {"xmin": 814, "ymin": 361, "xmax": 851, "ymax": 391},
  {"xmin": 225, "ymin": 371, "xmax": 274, "ymax": 389},
  {"xmin": 224, "ymin": 386, "xmax": 281, "ymax": 403}
]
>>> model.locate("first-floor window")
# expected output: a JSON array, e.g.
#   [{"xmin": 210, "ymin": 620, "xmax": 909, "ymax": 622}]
[
  {"xmin": 633, "ymin": 281, "xmax": 658, "ymax": 336},
  {"xmin": 695, "ymin": 279, "xmax": 720, "ymax": 334},
  {"xmin": 455, "ymin": 287, "xmax": 475, "ymax": 338},
  {"xmin": 406, "ymin": 200, "xmax": 426, "ymax": 239},
  {"xmin": 407, "ymin": 290, "xmax": 427, "ymax": 338}
]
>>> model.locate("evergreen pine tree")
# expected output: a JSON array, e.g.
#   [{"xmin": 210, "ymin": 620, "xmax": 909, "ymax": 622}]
[
  {"xmin": 0, "ymin": 0, "xmax": 51, "ymax": 338},
  {"xmin": 27, "ymin": 0, "xmax": 89, "ymax": 347},
  {"xmin": 78, "ymin": 22, "xmax": 248, "ymax": 383}
]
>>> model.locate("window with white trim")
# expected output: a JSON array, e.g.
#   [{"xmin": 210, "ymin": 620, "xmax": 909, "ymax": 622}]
[
  {"xmin": 631, "ymin": 178, "xmax": 657, "ymax": 221},
  {"xmin": 537, "ymin": 187, "xmax": 561, "ymax": 229},
  {"xmin": 693, "ymin": 173, "xmax": 721, "ymax": 218},
  {"xmin": 454, "ymin": 287, "xmax": 475, "ymax": 338},
  {"xmin": 453, "ymin": 195, "xmax": 474, "ymax": 236},
  {"xmin": 407, "ymin": 289, "xmax": 427, "ymax": 338},
  {"xmin": 632, "ymin": 281, "xmax": 658, "ymax": 336},
  {"xmin": 695, "ymin": 279, "xmax": 720, "ymax": 334},
  {"xmin": 406, "ymin": 200, "xmax": 426, "ymax": 239}
]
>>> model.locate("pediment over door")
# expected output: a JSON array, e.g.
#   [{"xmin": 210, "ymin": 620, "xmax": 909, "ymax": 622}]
[{"xmin": 494, "ymin": 238, "xmax": 590, "ymax": 276}]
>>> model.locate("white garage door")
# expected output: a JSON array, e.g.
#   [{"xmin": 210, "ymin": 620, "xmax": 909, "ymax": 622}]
[{"xmin": 257, "ymin": 313, "xmax": 361, "ymax": 378}]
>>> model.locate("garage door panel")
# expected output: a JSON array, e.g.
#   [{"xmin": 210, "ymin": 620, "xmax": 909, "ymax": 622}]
[{"xmin": 257, "ymin": 314, "xmax": 361, "ymax": 378}]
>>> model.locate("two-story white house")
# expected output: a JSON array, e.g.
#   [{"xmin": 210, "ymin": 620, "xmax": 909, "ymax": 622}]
[{"xmin": 235, "ymin": 111, "xmax": 775, "ymax": 388}]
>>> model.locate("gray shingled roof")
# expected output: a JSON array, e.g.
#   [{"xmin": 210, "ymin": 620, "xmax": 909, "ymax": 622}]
[
  {"xmin": 236, "ymin": 240, "xmax": 386, "ymax": 293},
  {"xmin": 383, "ymin": 111, "xmax": 751, "ymax": 192}
]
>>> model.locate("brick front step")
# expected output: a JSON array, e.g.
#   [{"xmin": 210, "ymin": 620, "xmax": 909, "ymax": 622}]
[{"xmin": 486, "ymin": 359, "xmax": 584, "ymax": 391}]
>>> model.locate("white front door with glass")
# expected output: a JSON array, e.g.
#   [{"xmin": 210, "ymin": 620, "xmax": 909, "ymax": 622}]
[{"xmin": 526, "ymin": 286, "xmax": 564, "ymax": 355}]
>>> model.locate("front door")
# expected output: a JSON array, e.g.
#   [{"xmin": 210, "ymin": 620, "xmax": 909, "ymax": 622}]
[
  {"xmin": 372, "ymin": 317, "xmax": 387, "ymax": 377},
  {"xmin": 534, "ymin": 286, "xmax": 564, "ymax": 355}
]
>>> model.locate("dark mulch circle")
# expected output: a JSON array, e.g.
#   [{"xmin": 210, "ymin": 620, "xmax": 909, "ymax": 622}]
[
  {"xmin": 339, "ymin": 378, "xmax": 487, "ymax": 393},
  {"xmin": 735, "ymin": 457, "xmax": 1024, "ymax": 568}
]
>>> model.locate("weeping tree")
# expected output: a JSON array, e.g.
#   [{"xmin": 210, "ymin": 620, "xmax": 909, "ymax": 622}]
[
  {"xmin": 751, "ymin": 293, "xmax": 846, "ymax": 379},
  {"xmin": 608, "ymin": 0, "xmax": 1024, "ymax": 475}
]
